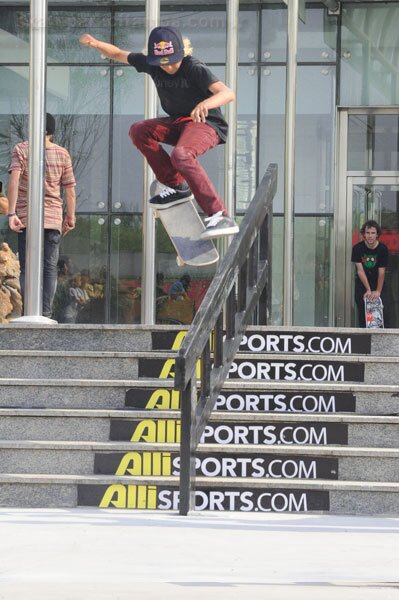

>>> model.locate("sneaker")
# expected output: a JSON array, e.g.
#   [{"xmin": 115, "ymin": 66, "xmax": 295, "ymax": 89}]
[
  {"xmin": 200, "ymin": 211, "xmax": 239, "ymax": 240},
  {"xmin": 149, "ymin": 183, "xmax": 194, "ymax": 209}
]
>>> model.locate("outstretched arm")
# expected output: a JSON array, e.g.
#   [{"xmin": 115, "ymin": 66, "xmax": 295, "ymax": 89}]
[
  {"xmin": 79, "ymin": 34, "xmax": 130, "ymax": 64},
  {"xmin": 191, "ymin": 81, "xmax": 235, "ymax": 123}
]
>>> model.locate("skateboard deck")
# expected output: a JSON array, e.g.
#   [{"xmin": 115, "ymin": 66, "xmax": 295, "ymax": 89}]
[
  {"xmin": 154, "ymin": 200, "xmax": 219, "ymax": 267},
  {"xmin": 364, "ymin": 297, "xmax": 384, "ymax": 329}
]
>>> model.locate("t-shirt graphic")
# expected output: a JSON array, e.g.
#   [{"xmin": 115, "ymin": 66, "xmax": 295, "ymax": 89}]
[{"xmin": 361, "ymin": 254, "xmax": 377, "ymax": 269}]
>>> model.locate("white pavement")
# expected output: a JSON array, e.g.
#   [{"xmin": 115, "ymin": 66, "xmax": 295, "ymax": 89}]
[{"xmin": 0, "ymin": 509, "xmax": 398, "ymax": 600}]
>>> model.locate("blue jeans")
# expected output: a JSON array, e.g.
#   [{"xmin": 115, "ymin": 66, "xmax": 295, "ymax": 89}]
[{"xmin": 18, "ymin": 228, "xmax": 61, "ymax": 318}]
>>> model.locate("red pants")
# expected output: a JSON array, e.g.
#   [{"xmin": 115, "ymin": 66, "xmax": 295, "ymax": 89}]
[{"xmin": 129, "ymin": 117, "xmax": 226, "ymax": 216}]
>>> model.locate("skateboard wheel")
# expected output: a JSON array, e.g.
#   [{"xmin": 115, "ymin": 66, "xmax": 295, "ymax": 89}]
[{"xmin": 176, "ymin": 256, "xmax": 185, "ymax": 267}]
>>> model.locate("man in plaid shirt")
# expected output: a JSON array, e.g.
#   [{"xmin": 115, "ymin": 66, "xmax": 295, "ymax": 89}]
[{"xmin": 7, "ymin": 113, "xmax": 76, "ymax": 319}]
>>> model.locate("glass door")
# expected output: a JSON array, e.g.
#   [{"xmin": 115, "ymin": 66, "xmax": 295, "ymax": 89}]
[
  {"xmin": 348, "ymin": 178, "xmax": 399, "ymax": 327},
  {"xmin": 335, "ymin": 107, "xmax": 399, "ymax": 327}
]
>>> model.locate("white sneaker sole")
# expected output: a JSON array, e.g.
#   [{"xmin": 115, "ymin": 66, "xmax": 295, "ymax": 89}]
[
  {"xmin": 200, "ymin": 225, "xmax": 239, "ymax": 240},
  {"xmin": 149, "ymin": 195, "xmax": 194, "ymax": 210}
]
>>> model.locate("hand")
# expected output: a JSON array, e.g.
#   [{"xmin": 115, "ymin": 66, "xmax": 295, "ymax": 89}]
[
  {"xmin": 369, "ymin": 290, "xmax": 381, "ymax": 300},
  {"xmin": 62, "ymin": 215, "xmax": 75, "ymax": 236},
  {"xmin": 8, "ymin": 214, "xmax": 24, "ymax": 232},
  {"xmin": 79, "ymin": 34, "xmax": 98, "ymax": 48},
  {"xmin": 191, "ymin": 102, "xmax": 208, "ymax": 123}
]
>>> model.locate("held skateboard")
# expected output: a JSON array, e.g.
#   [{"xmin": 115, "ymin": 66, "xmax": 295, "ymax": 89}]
[
  {"xmin": 154, "ymin": 200, "xmax": 219, "ymax": 267},
  {"xmin": 364, "ymin": 296, "xmax": 384, "ymax": 329}
]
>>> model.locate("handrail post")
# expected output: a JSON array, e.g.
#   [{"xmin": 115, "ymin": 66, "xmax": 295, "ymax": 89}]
[{"xmin": 179, "ymin": 379, "xmax": 196, "ymax": 515}]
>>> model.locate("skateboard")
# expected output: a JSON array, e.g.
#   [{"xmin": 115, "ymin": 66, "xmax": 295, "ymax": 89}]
[
  {"xmin": 364, "ymin": 296, "xmax": 384, "ymax": 329},
  {"xmin": 153, "ymin": 199, "xmax": 219, "ymax": 267}
]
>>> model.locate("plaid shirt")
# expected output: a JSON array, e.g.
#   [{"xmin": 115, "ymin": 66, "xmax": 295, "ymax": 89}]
[{"xmin": 9, "ymin": 141, "xmax": 76, "ymax": 232}]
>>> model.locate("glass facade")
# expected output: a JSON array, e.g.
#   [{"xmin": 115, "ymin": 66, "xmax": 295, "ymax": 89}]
[{"xmin": 1, "ymin": 2, "xmax": 398, "ymax": 326}]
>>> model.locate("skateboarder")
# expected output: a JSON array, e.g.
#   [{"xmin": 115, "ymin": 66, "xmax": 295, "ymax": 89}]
[
  {"xmin": 80, "ymin": 26, "xmax": 239, "ymax": 240},
  {"xmin": 351, "ymin": 220, "xmax": 389, "ymax": 327}
]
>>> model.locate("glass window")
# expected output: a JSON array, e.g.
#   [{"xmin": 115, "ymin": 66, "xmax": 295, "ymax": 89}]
[
  {"xmin": 48, "ymin": 10, "xmax": 111, "ymax": 64},
  {"xmin": 160, "ymin": 9, "xmax": 226, "ymax": 64},
  {"xmin": 271, "ymin": 215, "xmax": 333, "ymax": 326},
  {"xmin": 110, "ymin": 215, "xmax": 142, "ymax": 324},
  {"xmin": 259, "ymin": 66, "xmax": 285, "ymax": 213},
  {"xmin": 271, "ymin": 215, "xmax": 284, "ymax": 325},
  {"xmin": 112, "ymin": 68, "xmax": 144, "ymax": 214},
  {"xmin": 0, "ymin": 66, "xmax": 29, "ymax": 116},
  {"xmin": 238, "ymin": 10, "xmax": 258, "ymax": 63},
  {"xmin": 261, "ymin": 7, "xmax": 287, "ymax": 63},
  {"xmin": 341, "ymin": 4, "xmax": 399, "ymax": 106},
  {"xmin": 293, "ymin": 216, "xmax": 333, "ymax": 326},
  {"xmin": 348, "ymin": 114, "xmax": 399, "ymax": 172},
  {"xmin": 47, "ymin": 66, "xmax": 110, "ymax": 212},
  {"xmin": 259, "ymin": 65, "xmax": 335, "ymax": 213},
  {"xmin": 295, "ymin": 66, "xmax": 335, "ymax": 213},
  {"xmin": 0, "ymin": 8, "xmax": 29, "ymax": 64},
  {"xmin": 236, "ymin": 66, "xmax": 258, "ymax": 211},
  {"xmin": 114, "ymin": 10, "xmax": 146, "ymax": 55},
  {"xmin": 261, "ymin": 6, "xmax": 337, "ymax": 64},
  {"xmin": 54, "ymin": 215, "xmax": 108, "ymax": 324}
]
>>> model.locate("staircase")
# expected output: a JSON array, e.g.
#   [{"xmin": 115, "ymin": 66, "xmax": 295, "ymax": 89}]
[{"xmin": 0, "ymin": 323, "xmax": 398, "ymax": 514}]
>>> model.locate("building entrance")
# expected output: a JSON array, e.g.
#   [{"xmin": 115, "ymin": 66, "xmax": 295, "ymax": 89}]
[{"xmin": 336, "ymin": 108, "xmax": 399, "ymax": 327}]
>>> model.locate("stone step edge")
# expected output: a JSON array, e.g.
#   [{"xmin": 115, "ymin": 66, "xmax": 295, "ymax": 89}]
[
  {"xmin": 0, "ymin": 350, "xmax": 168, "ymax": 358},
  {"xmin": 0, "ymin": 408, "xmax": 398, "ymax": 423},
  {"xmin": 0, "ymin": 378, "xmax": 175, "ymax": 388},
  {"xmin": 0, "ymin": 324, "xmax": 381, "ymax": 333},
  {"xmin": 2, "ymin": 350, "xmax": 399, "ymax": 363},
  {"xmin": 0, "ymin": 473, "xmax": 398, "ymax": 492},
  {"xmin": 0, "ymin": 324, "xmax": 178, "ymax": 331},
  {"xmin": 0, "ymin": 379, "xmax": 397, "ymax": 394},
  {"xmin": 1, "ymin": 440, "xmax": 399, "ymax": 457}
]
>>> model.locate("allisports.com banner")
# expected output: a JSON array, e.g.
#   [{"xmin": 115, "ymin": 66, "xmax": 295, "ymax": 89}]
[
  {"xmin": 78, "ymin": 484, "xmax": 330, "ymax": 512},
  {"xmin": 94, "ymin": 451, "xmax": 338, "ymax": 480},
  {"xmin": 151, "ymin": 330, "xmax": 371, "ymax": 354},
  {"xmin": 138, "ymin": 357, "xmax": 364, "ymax": 382},
  {"xmin": 125, "ymin": 387, "xmax": 356, "ymax": 413},
  {"xmin": 109, "ymin": 418, "xmax": 348, "ymax": 445}
]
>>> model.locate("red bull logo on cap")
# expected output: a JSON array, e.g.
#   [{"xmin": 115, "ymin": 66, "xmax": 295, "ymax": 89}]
[{"xmin": 153, "ymin": 40, "xmax": 175, "ymax": 56}]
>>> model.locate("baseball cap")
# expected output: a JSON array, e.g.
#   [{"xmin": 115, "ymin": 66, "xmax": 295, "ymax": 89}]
[
  {"xmin": 147, "ymin": 26, "xmax": 184, "ymax": 66},
  {"xmin": 46, "ymin": 113, "xmax": 55, "ymax": 135}
]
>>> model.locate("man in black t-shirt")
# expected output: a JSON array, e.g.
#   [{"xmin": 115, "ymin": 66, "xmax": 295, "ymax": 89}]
[
  {"xmin": 80, "ymin": 26, "xmax": 239, "ymax": 240},
  {"xmin": 351, "ymin": 220, "xmax": 389, "ymax": 327}
]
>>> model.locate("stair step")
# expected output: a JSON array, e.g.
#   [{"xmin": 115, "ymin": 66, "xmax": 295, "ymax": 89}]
[
  {"xmin": 138, "ymin": 352, "xmax": 399, "ymax": 384},
  {"xmin": 1, "ymin": 474, "xmax": 399, "ymax": 514},
  {"xmin": 0, "ymin": 350, "xmax": 171, "ymax": 380},
  {"xmin": 151, "ymin": 326, "xmax": 399, "ymax": 356},
  {"xmin": 0, "ymin": 441, "xmax": 398, "ymax": 481},
  {"xmin": 0, "ymin": 324, "xmax": 173, "ymax": 352},
  {"xmin": 1, "ymin": 380, "xmax": 397, "ymax": 415}
]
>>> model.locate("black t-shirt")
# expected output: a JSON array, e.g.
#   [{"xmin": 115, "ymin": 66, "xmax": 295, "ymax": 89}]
[
  {"xmin": 127, "ymin": 53, "xmax": 228, "ymax": 143},
  {"xmin": 351, "ymin": 240, "xmax": 389, "ymax": 291}
]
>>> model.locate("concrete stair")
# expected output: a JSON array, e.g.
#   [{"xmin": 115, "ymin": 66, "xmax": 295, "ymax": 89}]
[{"xmin": 0, "ymin": 324, "xmax": 398, "ymax": 514}]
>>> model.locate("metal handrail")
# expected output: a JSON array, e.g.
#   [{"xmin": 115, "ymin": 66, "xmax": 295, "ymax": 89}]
[{"xmin": 174, "ymin": 163, "xmax": 278, "ymax": 515}]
